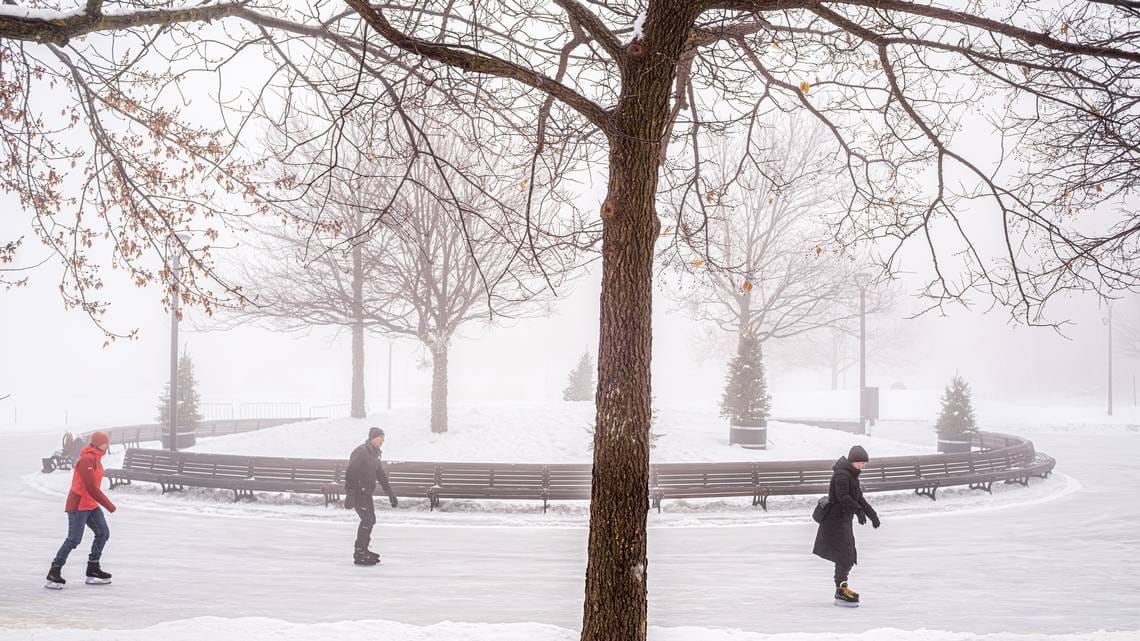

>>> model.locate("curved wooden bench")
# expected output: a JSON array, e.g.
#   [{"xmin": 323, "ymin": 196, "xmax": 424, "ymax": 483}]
[{"xmin": 100, "ymin": 431, "xmax": 1057, "ymax": 513}]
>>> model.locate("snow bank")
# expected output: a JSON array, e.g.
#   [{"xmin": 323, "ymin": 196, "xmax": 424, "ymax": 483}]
[
  {"xmin": 189, "ymin": 401, "xmax": 927, "ymax": 463},
  {"xmin": 0, "ymin": 616, "xmax": 1131, "ymax": 641}
]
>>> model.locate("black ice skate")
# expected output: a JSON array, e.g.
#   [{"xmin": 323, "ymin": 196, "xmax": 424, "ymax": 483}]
[
  {"xmin": 353, "ymin": 549, "xmax": 379, "ymax": 566},
  {"xmin": 834, "ymin": 582, "xmax": 860, "ymax": 607},
  {"xmin": 85, "ymin": 561, "xmax": 112, "ymax": 585},
  {"xmin": 45, "ymin": 564, "xmax": 66, "ymax": 590}
]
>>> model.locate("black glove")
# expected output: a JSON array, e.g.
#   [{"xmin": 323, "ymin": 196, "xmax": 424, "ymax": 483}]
[
  {"xmin": 856, "ymin": 511, "xmax": 867, "ymax": 525},
  {"xmin": 389, "ymin": 495, "xmax": 399, "ymax": 508},
  {"xmin": 870, "ymin": 514, "xmax": 881, "ymax": 529},
  {"xmin": 343, "ymin": 492, "xmax": 356, "ymax": 510}
]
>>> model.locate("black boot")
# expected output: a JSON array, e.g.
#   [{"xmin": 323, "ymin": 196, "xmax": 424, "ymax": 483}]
[
  {"xmin": 86, "ymin": 561, "xmax": 112, "ymax": 585},
  {"xmin": 45, "ymin": 565, "xmax": 66, "ymax": 590},
  {"xmin": 353, "ymin": 549, "xmax": 378, "ymax": 566},
  {"xmin": 363, "ymin": 549, "xmax": 380, "ymax": 562}
]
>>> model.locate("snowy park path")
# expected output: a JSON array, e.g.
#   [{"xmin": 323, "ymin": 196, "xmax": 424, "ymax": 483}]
[{"xmin": 1, "ymin": 429, "xmax": 1136, "ymax": 635}]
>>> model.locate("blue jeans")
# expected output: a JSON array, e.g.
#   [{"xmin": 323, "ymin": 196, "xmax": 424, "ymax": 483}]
[{"xmin": 52, "ymin": 508, "xmax": 109, "ymax": 566}]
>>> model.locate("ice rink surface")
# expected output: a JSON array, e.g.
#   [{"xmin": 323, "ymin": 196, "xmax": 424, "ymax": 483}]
[{"xmin": 1, "ymin": 427, "xmax": 1136, "ymax": 636}]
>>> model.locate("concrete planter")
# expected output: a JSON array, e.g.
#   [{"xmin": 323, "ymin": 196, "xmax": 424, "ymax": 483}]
[
  {"xmin": 729, "ymin": 418, "xmax": 768, "ymax": 449},
  {"xmin": 163, "ymin": 429, "xmax": 198, "ymax": 450},
  {"xmin": 937, "ymin": 436, "xmax": 972, "ymax": 454}
]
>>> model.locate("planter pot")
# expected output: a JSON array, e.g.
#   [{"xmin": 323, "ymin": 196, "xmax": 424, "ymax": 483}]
[
  {"xmin": 729, "ymin": 418, "xmax": 767, "ymax": 449},
  {"xmin": 163, "ymin": 430, "xmax": 197, "ymax": 450},
  {"xmin": 937, "ymin": 437, "xmax": 972, "ymax": 454}
]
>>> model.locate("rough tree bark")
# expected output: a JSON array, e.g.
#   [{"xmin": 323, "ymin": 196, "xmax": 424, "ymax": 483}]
[
  {"xmin": 430, "ymin": 345, "xmax": 449, "ymax": 433},
  {"xmin": 583, "ymin": 6, "xmax": 699, "ymax": 640}
]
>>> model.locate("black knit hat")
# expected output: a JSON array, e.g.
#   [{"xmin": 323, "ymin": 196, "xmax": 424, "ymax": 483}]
[
  {"xmin": 848, "ymin": 445, "xmax": 869, "ymax": 463},
  {"xmin": 368, "ymin": 427, "xmax": 385, "ymax": 440}
]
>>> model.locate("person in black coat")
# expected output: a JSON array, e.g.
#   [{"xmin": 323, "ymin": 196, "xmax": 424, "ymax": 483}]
[
  {"xmin": 345, "ymin": 427, "xmax": 398, "ymax": 565},
  {"xmin": 812, "ymin": 445, "xmax": 880, "ymax": 606}
]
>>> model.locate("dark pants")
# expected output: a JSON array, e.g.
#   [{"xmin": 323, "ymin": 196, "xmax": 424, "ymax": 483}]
[
  {"xmin": 353, "ymin": 494, "xmax": 376, "ymax": 551},
  {"xmin": 834, "ymin": 561, "xmax": 853, "ymax": 587},
  {"xmin": 53, "ymin": 508, "xmax": 109, "ymax": 567}
]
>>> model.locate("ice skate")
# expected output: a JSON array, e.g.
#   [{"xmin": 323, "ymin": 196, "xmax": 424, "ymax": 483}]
[
  {"xmin": 834, "ymin": 582, "xmax": 859, "ymax": 607},
  {"xmin": 85, "ymin": 561, "xmax": 112, "ymax": 585},
  {"xmin": 353, "ymin": 549, "xmax": 379, "ymax": 566},
  {"xmin": 44, "ymin": 565, "xmax": 66, "ymax": 590}
]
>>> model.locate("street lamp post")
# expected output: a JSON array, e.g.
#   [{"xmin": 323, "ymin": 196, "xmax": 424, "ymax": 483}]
[
  {"xmin": 168, "ymin": 233, "xmax": 189, "ymax": 451},
  {"xmin": 854, "ymin": 272, "xmax": 871, "ymax": 435},
  {"xmin": 1104, "ymin": 304, "xmax": 1113, "ymax": 417}
]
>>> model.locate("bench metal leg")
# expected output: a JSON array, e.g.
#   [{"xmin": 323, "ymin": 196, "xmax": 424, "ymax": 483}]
[
  {"xmin": 969, "ymin": 481, "xmax": 993, "ymax": 494},
  {"xmin": 915, "ymin": 484, "xmax": 938, "ymax": 501},
  {"xmin": 753, "ymin": 491, "xmax": 769, "ymax": 511},
  {"xmin": 1004, "ymin": 477, "xmax": 1030, "ymax": 487},
  {"xmin": 232, "ymin": 489, "xmax": 256, "ymax": 503},
  {"xmin": 651, "ymin": 490, "xmax": 663, "ymax": 514}
]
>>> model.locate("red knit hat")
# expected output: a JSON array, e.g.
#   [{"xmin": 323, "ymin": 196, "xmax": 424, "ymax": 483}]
[{"xmin": 88, "ymin": 431, "xmax": 110, "ymax": 449}]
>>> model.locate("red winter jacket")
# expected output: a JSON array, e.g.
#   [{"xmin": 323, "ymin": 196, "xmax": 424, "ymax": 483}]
[{"xmin": 65, "ymin": 445, "xmax": 116, "ymax": 513}]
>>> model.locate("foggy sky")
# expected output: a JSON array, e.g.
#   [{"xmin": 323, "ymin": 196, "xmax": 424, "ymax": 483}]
[{"xmin": 2, "ymin": 227, "xmax": 1133, "ymax": 431}]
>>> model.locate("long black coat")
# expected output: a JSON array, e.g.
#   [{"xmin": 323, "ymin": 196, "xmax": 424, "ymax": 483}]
[{"xmin": 812, "ymin": 456, "xmax": 878, "ymax": 566}]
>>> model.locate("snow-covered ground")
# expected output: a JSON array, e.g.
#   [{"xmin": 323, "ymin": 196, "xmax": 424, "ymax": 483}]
[
  {"xmin": 24, "ymin": 399, "xmax": 1078, "ymax": 525},
  {"xmin": 188, "ymin": 401, "xmax": 929, "ymax": 462},
  {"xmin": 0, "ymin": 617, "xmax": 1131, "ymax": 641},
  {"xmin": 24, "ymin": 401, "xmax": 961, "ymax": 525}
]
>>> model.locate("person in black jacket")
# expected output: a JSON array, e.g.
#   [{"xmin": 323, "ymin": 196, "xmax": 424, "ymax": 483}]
[
  {"xmin": 812, "ymin": 445, "xmax": 880, "ymax": 607},
  {"xmin": 344, "ymin": 427, "xmax": 398, "ymax": 566}
]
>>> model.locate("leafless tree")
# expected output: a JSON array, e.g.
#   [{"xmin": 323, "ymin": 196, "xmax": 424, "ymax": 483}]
[
  {"xmin": 1119, "ymin": 298, "xmax": 1140, "ymax": 361},
  {"xmin": 363, "ymin": 151, "xmax": 564, "ymax": 433},
  {"xmin": 208, "ymin": 111, "xmax": 387, "ymax": 419},
  {"xmin": 224, "ymin": 189, "xmax": 385, "ymax": 421},
  {"xmin": 232, "ymin": 115, "xmax": 566, "ymax": 430},
  {"xmin": 4, "ymin": 3, "xmax": 1140, "ymax": 640},
  {"xmin": 663, "ymin": 118, "xmax": 875, "ymax": 350},
  {"xmin": 768, "ymin": 285, "xmax": 920, "ymax": 390}
]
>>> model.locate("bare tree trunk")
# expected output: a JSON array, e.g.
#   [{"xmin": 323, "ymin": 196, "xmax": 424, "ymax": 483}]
[
  {"xmin": 351, "ymin": 239, "xmax": 366, "ymax": 419},
  {"xmin": 430, "ymin": 345, "xmax": 449, "ymax": 433},
  {"xmin": 830, "ymin": 333, "xmax": 841, "ymax": 392},
  {"xmin": 582, "ymin": 145, "xmax": 663, "ymax": 641},
  {"xmin": 351, "ymin": 321, "xmax": 366, "ymax": 418},
  {"xmin": 580, "ymin": 9, "xmax": 699, "ymax": 641}
]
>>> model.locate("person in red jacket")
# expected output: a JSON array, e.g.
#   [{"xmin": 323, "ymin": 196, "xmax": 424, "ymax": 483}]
[{"xmin": 45, "ymin": 431, "xmax": 117, "ymax": 589}]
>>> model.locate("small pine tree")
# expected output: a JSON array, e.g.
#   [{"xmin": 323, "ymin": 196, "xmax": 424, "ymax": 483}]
[
  {"xmin": 720, "ymin": 332, "xmax": 771, "ymax": 423},
  {"xmin": 563, "ymin": 351, "xmax": 595, "ymax": 402},
  {"xmin": 935, "ymin": 375, "xmax": 978, "ymax": 439},
  {"xmin": 157, "ymin": 350, "xmax": 204, "ymax": 429}
]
